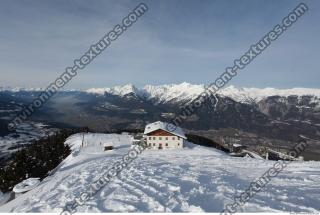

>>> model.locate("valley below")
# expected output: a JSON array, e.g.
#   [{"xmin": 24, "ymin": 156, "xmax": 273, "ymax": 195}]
[{"xmin": 1, "ymin": 83, "xmax": 320, "ymax": 162}]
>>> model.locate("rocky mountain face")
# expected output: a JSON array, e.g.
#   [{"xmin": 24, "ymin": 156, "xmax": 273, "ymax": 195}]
[
  {"xmin": 1, "ymin": 83, "xmax": 320, "ymax": 144},
  {"xmin": 258, "ymin": 95, "xmax": 320, "ymax": 124}
]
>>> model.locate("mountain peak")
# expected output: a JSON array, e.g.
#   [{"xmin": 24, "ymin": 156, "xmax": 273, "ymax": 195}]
[{"xmin": 86, "ymin": 84, "xmax": 138, "ymax": 96}]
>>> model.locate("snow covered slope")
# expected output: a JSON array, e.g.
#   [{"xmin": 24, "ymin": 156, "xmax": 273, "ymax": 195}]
[
  {"xmin": 219, "ymin": 85, "xmax": 320, "ymax": 103},
  {"xmin": 87, "ymin": 82, "xmax": 205, "ymax": 103},
  {"xmin": 1, "ymin": 133, "xmax": 319, "ymax": 213},
  {"xmin": 86, "ymin": 84, "xmax": 139, "ymax": 97},
  {"xmin": 86, "ymin": 83, "xmax": 320, "ymax": 104},
  {"xmin": 141, "ymin": 82, "xmax": 205, "ymax": 103}
]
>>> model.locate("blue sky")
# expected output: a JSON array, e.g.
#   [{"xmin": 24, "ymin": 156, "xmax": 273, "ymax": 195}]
[{"xmin": 0, "ymin": 0, "xmax": 319, "ymax": 89}]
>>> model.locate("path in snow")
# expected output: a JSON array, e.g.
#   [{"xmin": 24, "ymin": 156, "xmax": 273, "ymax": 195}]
[{"xmin": 0, "ymin": 133, "xmax": 319, "ymax": 213}]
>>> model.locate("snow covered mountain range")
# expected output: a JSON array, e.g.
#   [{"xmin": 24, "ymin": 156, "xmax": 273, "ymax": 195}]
[
  {"xmin": 87, "ymin": 83, "xmax": 206, "ymax": 104},
  {"xmin": 2, "ymin": 83, "xmax": 319, "ymax": 104},
  {"xmin": 86, "ymin": 83, "xmax": 320, "ymax": 104}
]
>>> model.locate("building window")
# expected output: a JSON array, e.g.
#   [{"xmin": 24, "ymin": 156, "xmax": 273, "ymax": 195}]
[
  {"xmin": 166, "ymin": 143, "xmax": 168, "ymax": 146},
  {"xmin": 159, "ymin": 137, "xmax": 162, "ymax": 140},
  {"xmin": 149, "ymin": 137, "xmax": 151, "ymax": 140},
  {"xmin": 165, "ymin": 137, "xmax": 168, "ymax": 140},
  {"xmin": 178, "ymin": 143, "xmax": 180, "ymax": 146},
  {"xmin": 153, "ymin": 137, "xmax": 155, "ymax": 140},
  {"xmin": 153, "ymin": 143, "xmax": 155, "ymax": 146},
  {"xmin": 178, "ymin": 137, "xmax": 180, "ymax": 140},
  {"xmin": 172, "ymin": 137, "xmax": 175, "ymax": 140},
  {"xmin": 149, "ymin": 143, "xmax": 151, "ymax": 146}
]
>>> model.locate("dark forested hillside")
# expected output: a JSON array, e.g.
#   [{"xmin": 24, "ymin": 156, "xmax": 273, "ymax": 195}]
[{"xmin": 0, "ymin": 129, "xmax": 88, "ymax": 192}]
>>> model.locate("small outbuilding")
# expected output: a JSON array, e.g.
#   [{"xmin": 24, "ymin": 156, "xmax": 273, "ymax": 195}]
[
  {"xmin": 231, "ymin": 143, "xmax": 245, "ymax": 153},
  {"xmin": 103, "ymin": 142, "xmax": 113, "ymax": 151}
]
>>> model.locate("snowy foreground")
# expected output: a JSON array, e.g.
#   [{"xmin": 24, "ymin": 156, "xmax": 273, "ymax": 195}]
[{"xmin": 1, "ymin": 133, "xmax": 320, "ymax": 213}]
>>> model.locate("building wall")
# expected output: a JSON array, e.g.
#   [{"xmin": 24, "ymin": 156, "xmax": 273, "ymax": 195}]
[{"xmin": 145, "ymin": 135, "xmax": 184, "ymax": 149}]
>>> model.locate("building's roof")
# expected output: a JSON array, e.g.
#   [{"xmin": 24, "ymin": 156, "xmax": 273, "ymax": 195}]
[
  {"xmin": 103, "ymin": 142, "xmax": 113, "ymax": 147},
  {"xmin": 144, "ymin": 121, "xmax": 186, "ymax": 139}
]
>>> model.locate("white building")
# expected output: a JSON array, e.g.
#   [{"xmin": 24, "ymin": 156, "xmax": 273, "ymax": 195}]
[{"xmin": 143, "ymin": 121, "xmax": 187, "ymax": 150}]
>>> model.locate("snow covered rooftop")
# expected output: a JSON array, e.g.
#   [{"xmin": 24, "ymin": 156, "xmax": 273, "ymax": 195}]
[
  {"xmin": 144, "ymin": 121, "xmax": 186, "ymax": 139},
  {"xmin": 103, "ymin": 142, "xmax": 113, "ymax": 147}
]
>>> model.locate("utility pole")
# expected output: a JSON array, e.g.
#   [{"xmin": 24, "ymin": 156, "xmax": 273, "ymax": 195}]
[{"xmin": 81, "ymin": 133, "xmax": 84, "ymax": 148}]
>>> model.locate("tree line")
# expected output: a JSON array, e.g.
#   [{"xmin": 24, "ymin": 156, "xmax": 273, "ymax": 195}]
[{"xmin": 0, "ymin": 128, "xmax": 88, "ymax": 192}]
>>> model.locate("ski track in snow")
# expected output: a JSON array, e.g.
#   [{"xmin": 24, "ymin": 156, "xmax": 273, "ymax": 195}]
[{"xmin": 1, "ymin": 133, "xmax": 320, "ymax": 213}]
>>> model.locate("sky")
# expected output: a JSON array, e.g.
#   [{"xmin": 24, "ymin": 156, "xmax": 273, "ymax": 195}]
[{"xmin": 0, "ymin": 0, "xmax": 319, "ymax": 89}]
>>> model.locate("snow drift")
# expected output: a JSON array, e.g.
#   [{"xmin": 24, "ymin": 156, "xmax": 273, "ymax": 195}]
[{"xmin": 0, "ymin": 133, "xmax": 319, "ymax": 213}]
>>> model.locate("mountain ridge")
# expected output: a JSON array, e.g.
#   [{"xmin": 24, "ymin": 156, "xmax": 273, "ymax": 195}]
[
  {"xmin": 2, "ymin": 83, "xmax": 320, "ymax": 103},
  {"xmin": 86, "ymin": 83, "xmax": 320, "ymax": 104}
]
